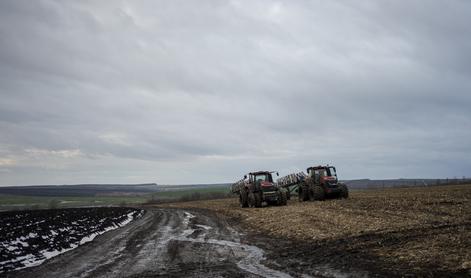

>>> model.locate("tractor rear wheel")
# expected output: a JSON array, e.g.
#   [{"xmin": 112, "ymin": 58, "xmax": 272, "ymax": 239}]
[
  {"xmin": 239, "ymin": 188, "xmax": 248, "ymax": 208},
  {"xmin": 339, "ymin": 184, "xmax": 349, "ymax": 199},
  {"xmin": 310, "ymin": 185, "xmax": 325, "ymax": 201},
  {"xmin": 254, "ymin": 192, "xmax": 262, "ymax": 207},
  {"xmin": 248, "ymin": 192, "xmax": 256, "ymax": 207}
]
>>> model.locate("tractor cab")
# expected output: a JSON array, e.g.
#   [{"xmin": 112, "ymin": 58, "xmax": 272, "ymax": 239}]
[
  {"xmin": 246, "ymin": 171, "xmax": 279, "ymax": 192},
  {"xmin": 307, "ymin": 166, "xmax": 338, "ymax": 184}
]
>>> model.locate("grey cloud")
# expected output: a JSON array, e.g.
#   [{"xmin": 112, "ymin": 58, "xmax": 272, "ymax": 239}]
[{"xmin": 0, "ymin": 0, "xmax": 470, "ymax": 185}]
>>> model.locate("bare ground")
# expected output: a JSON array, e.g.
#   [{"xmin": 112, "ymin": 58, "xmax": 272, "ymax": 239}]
[
  {"xmin": 7, "ymin": 208, "xmax": 299, "ymax": 278},
  {"xmin": 159, "ymin": 184, "xmax": 471, "ymax": 277}
]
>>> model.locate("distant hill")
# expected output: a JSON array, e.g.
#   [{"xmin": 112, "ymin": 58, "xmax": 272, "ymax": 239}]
[
  {"xmin": 0, "ymin": 183, "xmax": 159, "ymax": 197},
  {"xmin": 0, "ymin": 182, "xmax": 233, "ymax": 197},
  {"xmin": 0, "ymin": 178, "xmax": 468, "ymax": 197},
  {"xmin": 157, "ymin": 183, "xmax": 230, "ymax": 191}
]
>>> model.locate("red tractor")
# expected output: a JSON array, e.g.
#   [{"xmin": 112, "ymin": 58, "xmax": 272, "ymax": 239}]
[
  {"xmin": 278, "ymin": 165, "xmax": 348, "ymax": 201},
  {"xmin": 231, "ymin": 171, "xmax": 288, "ymax": 208}
]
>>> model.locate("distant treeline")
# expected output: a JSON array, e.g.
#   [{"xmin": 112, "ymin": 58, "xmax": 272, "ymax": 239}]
[
  {"xmin": 0, "ymin": 184, "xmax": 159, "ymax": 197},
  {"xmin": 343, "ymin": 178, "xmax": 471, "ymax": 189}
]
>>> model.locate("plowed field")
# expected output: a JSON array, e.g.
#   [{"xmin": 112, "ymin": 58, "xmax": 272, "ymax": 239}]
[{"xmin": 160, "ymin": 184, "xmax": 471, "ymax": 277}]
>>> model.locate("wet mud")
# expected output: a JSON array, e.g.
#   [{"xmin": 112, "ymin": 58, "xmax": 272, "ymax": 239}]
[{"xmin": 6, "ymin": 208, "xmax": 301, "ymax": 277}]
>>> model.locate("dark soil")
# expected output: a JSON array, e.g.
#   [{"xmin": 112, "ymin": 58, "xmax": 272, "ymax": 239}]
[
  {"xmin": 0, "ymin": 207, "xmax": 143, "ymax": 273},
  {"xmin": 162, "ymin": 184, "xmax": 471, "ymax": 277},
  {"xmin": 247, "ymin": 226, "xmax": 471, "ymax": 278},
  {"xmin": 6, "ymin": 208, "xmax": 281, "ymax": 278}
]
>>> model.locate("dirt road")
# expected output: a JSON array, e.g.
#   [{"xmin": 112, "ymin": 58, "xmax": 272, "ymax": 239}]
[{"xmin": 7, "ymin": 208, "xmax": 296, "ymax": 278}]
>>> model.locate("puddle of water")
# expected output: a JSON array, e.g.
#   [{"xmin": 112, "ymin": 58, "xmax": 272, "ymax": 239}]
[
  {"xmin": 195, "ymin": 224, "xmax": 212, "ymax": 230},
  {"xmin": 177, "ymin": 211, "xmax": 293, "ymax": 278}
]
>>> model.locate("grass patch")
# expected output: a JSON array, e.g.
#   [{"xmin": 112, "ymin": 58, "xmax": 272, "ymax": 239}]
[
  {"xmin": 0, "ymin": 195, "xmax": 149, "ymax": 210},
  {"xmin": 0, "ymin": 186, "xmax": 232, "ymax": 210},
  {"xmin": 146, "ymin": 186, "xmax": 231, "ymax": 204}
]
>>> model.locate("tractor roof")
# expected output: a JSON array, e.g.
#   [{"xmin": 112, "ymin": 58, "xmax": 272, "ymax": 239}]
[
  {"xmin": 249, "ymin": 171, "xmax": 272, "ymax": 175},
  {"xmin": 307, "ymin": 165, "xmax": 332, "ymax": 170}
]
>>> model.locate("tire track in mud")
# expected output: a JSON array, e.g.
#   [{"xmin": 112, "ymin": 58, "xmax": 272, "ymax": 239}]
[
  {"xmin": 171, "ymin": 211, "xmax": 293, "ymax": 278},
  {"xmin": 7, "ymin": 208, "xmax": 297, "ymax": 278}
]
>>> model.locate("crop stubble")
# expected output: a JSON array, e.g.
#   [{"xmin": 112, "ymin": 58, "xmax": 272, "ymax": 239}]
[{"xmin": 161, "ymin": 184, "xmax": 471, "ymax": 276}]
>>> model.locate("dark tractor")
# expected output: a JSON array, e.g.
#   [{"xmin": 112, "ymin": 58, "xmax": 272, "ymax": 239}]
[
  {"xmin": 278, "ymin": 165, "xmax": 348, "ymax": 202},
  {"xmin": 298, "ymin": 165, "xmax": 349, "ymax": 201},
  {"xmin": 231, "ymin": 171, "xmax": 288, "ymax": 208}
]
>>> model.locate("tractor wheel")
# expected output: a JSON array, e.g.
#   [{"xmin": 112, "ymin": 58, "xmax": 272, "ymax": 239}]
[
  {"xmin": 280, "ymin": 190, "xmax": 288, "ymax": 206},
  {"xmin": 239, "ymin": 188, "xmax": 248, "ymax": 208},
  {"xmin": 277, "ymin": 191, "xmax": 283, "ymax": 205},
  {"xmin": 310, "ymin": 185, "xmax": 325, "ymax": 201},
  {"xmin": 339, "ymin": 184, "xmax": 349, "ymax": 199},
  {"xmin": 298, "ymin": 186, "xmax": 309, "ymax": 202},
  {"xmin": 254, "ymin": 192, "xmax": 262, "ymax": 208},
  {"xmin": 248, "ymin": 192, "xmax": 256, "ymax": 207}
]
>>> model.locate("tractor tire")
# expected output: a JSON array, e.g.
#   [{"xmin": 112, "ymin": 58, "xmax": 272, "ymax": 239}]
[
  {"xmin": 280, "ymin": 190, "xmax": 288, "ymax": 206},
  {"xmin": 239, "ymin": 188, "xmax": 248, "ymax": 208},
  {"xmin": 248, "ymin": 192, "xmax": 256, "ymax": 207},
  {"xmin": 310, "ymin": 185, "xmax": 325, "ymax": 201},
  {"xmin": 339, "ymin": 184, "xmax": 349, "ymax": 199},
  {"xmin": 277, "ymin": 191, "xmax": 283, "ymax": 206},
  {"xmin": 298, "ymin": 186, "xmax": 309, "ymax": 202},
  {"xmin": 254, "ymin": 192, "xmax": 262, "ymax": 208}
]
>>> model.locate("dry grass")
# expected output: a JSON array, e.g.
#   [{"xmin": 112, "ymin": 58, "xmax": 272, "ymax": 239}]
[{"xmin": 158, "ymin": 184, "xmax": 471, "ymax": 274}]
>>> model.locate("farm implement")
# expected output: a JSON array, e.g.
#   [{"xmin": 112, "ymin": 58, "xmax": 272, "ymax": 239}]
[{"xmin": 277, "ymin": 165, "xmax": 348, "ymax": 201}]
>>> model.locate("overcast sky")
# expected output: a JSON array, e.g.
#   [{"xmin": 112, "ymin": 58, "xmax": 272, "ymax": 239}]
[{"xmin": 0, "ymin": 1, "xmax": 470, "ymax": 185}]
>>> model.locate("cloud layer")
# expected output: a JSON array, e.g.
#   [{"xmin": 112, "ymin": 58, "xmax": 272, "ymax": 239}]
[{"xmin": 1, "ymin": 1, "xmax": 470, "ymax": 185}]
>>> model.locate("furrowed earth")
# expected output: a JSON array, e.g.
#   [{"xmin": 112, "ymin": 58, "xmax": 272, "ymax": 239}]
[
  {"xmin": 1, "ymin": 184, "xmax": 469, "ymax": 277},
  {"xmin": 159, "ymin": 184, "xmax": 471, "ymax": 277},
  {"xmin": 0, "ymin": 207, "xmax": 144, "ymax": 273}
]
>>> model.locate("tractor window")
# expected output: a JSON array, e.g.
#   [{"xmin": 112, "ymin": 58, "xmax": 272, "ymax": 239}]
[
  {"xmin": 314, "ymin": 169, "xmax": 327, "ymax": 177},
  {"xmin": 328, "ymin": 167, "xmax": 337, "ymax": 177},
  {"xmin": 254, "ymin": 174, "xmax": 272, "ymax": 182}
]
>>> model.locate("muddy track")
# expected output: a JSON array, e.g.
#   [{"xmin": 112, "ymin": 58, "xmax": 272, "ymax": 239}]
[{"xmin": 6, "ymin": 208, "xmax": 297, "ymax": 278}]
